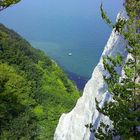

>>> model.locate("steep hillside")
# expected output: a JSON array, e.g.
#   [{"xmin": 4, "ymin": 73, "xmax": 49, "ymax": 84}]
[{"xmin": 0, "ymin": 24, "xmax": 80, "ymax": 140}]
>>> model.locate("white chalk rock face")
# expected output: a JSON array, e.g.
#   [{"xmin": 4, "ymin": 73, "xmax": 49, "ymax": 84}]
[{"xmin": 54, "ymin": 10, "xmax": 128, "ymax": 140}]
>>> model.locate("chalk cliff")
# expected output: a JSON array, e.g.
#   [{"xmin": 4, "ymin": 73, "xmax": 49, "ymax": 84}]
[{"xmin": 54, "ymin": 10, "xmax": 128, "ymax": 140}]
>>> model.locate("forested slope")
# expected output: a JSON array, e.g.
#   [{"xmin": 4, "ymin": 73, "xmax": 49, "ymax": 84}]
[{"xmin": 0, "ymin": 24, "xmax": 80, "ymax": 140}]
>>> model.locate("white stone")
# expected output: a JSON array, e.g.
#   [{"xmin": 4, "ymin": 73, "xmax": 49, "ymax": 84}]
[{"xmin": 54, "ymin": 10, "xmax": 128, "ymax": 140}]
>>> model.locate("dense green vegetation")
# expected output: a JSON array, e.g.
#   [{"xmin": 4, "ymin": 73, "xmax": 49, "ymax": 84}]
[
  {"xmin": 0, "ymin": 0, "xmax": 21, "ymax": 11},
  {"xmin": 95, "ymin": 0, "xmax": 140, "ymax": 139},
  {"xmin": 0, "ymin": 24, "xmax": 80, "ymax": 139}
]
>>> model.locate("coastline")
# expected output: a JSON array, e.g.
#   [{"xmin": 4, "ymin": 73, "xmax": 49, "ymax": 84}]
[{"xmin": 66, "ymin": 71, "xmax": 88, "ymax": 91}]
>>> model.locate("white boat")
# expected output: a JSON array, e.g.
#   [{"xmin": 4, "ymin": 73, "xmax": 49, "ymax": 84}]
[{"xmin": 68, "ymin": 52, "xmax": 72, "ymax": 56}]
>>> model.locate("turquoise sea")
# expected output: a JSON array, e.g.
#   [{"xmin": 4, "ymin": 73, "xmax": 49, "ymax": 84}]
[{"xmin": 0, "ymin": 0, "xmax": 123, "ymax": 89}]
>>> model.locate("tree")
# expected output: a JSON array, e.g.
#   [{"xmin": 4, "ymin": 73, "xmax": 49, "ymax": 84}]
[
  {"xmin": 95, "ymin": 0, "xmax": 140, "ymax": 139},
  {"xmin": 0, "ymin": 23, "xmax": 80, "ymax": 139},
  {"xmin": 0, "ymin": 0, "xmax": 21, "ymax": 11}
]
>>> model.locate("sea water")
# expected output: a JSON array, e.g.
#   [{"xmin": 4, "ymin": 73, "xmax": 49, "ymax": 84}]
[{"xmin": 0, "ymin": 0, "xmax": 123, "ymax": 89}]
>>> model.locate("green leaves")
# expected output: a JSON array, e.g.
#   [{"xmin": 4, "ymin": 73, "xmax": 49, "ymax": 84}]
[
  {"xmin": 0, "ymin": 24, "xmax": 80, "ymax": 139},
  {"xmin": 0, "ymin": 0, "xmax": 21, "ymax": 11},
  {"xmin": 33, "ymin": 105, "xmax": 45, "ymax": 120},
  {"xmin": 113, "ymin": 18, "xmax": 126, "ymax": 33},
  {"xmin": 100, "ymin": 4, "xmax": 112, "ymax": 26},
  {"xmin": 100, "ymin": 4, "xmax": 126, "ymax": 33},
  {"xmin": 96, "ymin": 1, "xmax": 140, "ymax": 139}
]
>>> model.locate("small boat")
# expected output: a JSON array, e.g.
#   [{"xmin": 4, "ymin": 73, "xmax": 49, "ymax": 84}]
[{"xmin": 68, "ymin": 52, "xmax": 72, "ymax": 56}]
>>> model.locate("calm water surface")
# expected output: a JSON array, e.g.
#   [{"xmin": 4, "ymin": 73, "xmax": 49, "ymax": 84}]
[{"xmin": 0, "ymin": 0, "xmax": 123, "ymax": 89}]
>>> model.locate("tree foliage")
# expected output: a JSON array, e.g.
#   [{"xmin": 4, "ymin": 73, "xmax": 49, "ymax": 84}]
[
  {"xmin": 0, "ymin": 0, "xmax": 21, "ymax": 11},
  {"xmin": 95, "ymin": 0, "xmax": 140, "ymax": 139},
  {"xmin": 0, "ymin": 24, "xmax": 80, "ymax": 139}
]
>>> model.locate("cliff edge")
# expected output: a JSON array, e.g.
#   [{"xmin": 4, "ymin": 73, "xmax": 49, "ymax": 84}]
[{"xmin": 54, "ymin": 10, "xmax": 128, "ymax": 140}]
